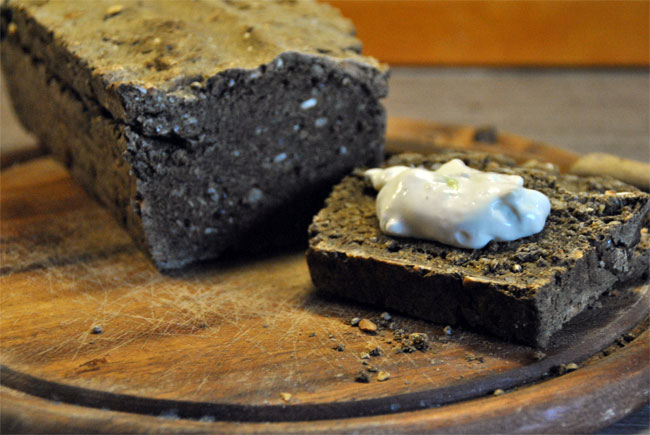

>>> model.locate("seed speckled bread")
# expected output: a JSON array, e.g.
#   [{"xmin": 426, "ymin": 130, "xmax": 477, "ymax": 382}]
[
  {"xmin": 307, "ymin": 152, "xmax": 650, "ymax": 348},
  {"xmin": 0, "ymin": 0, "xmax": 387, "ymax": 269}
]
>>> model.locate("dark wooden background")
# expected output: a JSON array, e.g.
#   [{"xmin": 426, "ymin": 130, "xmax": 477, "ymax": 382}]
[{"xmin": 326, "ymin": 0, "xmax": 649, "ymax": 67}]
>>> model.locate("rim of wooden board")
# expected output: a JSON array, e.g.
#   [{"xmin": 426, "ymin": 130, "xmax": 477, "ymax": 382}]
[
  {"xmin": 385, "ymin": 117, "xmax": 580, "ymax": 173},
  {"xmin": 1, "ymin": 325, "xmax": 647, "ymax": 433}
]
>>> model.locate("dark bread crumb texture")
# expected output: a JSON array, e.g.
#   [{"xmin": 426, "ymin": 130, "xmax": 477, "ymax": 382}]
[
  {"xmin": 1, "ymin": 0, "xmax": 388, "ymax": 269},
  {"xmin": 307, "ymin": 151, "xmax": 650, "ymax": 348}
]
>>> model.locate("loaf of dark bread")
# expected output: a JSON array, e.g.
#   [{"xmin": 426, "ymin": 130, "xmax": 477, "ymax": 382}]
[
  {"xmin": 0, "ymin": 0, "xmax": 388, "ymax": 269},
  {"xmin": 307, "ymin": 152, "xmax": 650, "ymax": 348}
]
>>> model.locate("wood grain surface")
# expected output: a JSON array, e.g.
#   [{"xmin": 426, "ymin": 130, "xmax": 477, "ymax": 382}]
[{"xmin": 1, "ymin": 122, "xmax": 648, "ymax": 432}]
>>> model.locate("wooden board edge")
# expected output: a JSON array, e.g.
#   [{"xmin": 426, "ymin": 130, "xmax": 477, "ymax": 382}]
[
  {"xmin": 0, "ymin": 143, "xmax": 46, "ymax": 170},
  {"xmin": 385, "ymin": 117, "xmax": 580, "ymax": 173},
  {"xmin": 1, "ymin": 328, "xmax": 647, "ymax": 434},
  {"xmin": 0, "ymin": 277, "xmax": 646, "ymax": 424}
]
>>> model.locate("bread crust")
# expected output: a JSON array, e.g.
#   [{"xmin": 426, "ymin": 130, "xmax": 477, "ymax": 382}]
[
  {"xmin": 307, "ymin": 152, "xmax": 650, "ymax": 347},
  {"xmin": 1, "ymin": 0, "xmax": 388, "ymax": 269}
]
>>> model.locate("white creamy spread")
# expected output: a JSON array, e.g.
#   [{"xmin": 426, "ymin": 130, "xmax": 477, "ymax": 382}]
[{"xmin": 364, "ymin": 159, "xmax": 551, "ymax": 249}]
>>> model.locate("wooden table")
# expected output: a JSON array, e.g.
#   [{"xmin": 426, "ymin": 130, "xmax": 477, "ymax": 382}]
[{"xmin": 2, "ymin": 67, "xmax": 648, "ymax": 433}]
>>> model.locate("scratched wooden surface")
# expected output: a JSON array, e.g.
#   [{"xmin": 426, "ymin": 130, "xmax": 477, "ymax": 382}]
[{"xmin": 1, "ymin": 68, "xmax": 649, "ymax": 432}]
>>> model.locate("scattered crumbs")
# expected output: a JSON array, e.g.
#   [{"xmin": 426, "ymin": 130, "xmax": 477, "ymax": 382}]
[
  {"xmin": 386, "ymin": 241, "xmax": 401, "ymax": 252},
  {"xmin": 350, "ymin": 317, "xmax": 361, "ymax": 326},
  {"xmin": 566, "ymin": 362, "xmax": 579, "ymax": 372},
  {"xmin": 104, "ymin": 4, "xmax": 124, "ymax": 18},
  {"xmin": 158, "ymin": 409, "xmax": 179, "ymax": 420},
  {"xmin": 473, "ymin": 125, "xmax": 498, "ymax": 143},
  {"xmin": 532, "ymin": 350, "xmax": 546, "ymax": 361},
  {"xmin": 408, "ymin": 333, "xmax": 429, "ymax": 351},
  {"xmin": 358, "ymin": 319, "xmax": 377, "ymax": 334},
  {"xmin": 280, "ymin": 392, "xmax": 292, "ymax": 402},
  {"xmin": 552, "ymin": 364, "xmax": 568, "ymax": 375},
  {"xmin": 366, "ymin": 365, "xmax": 378, "ymax": 373},
  {"xmin": 92, "ymin": 325, "xmax": 103, "ymax": 334},
  {"xmin": 622, "ymin": 332, "xmax": 637, "ymax": 342},
  {"xmin": 355, "ymin": 371, "xmax": 370, "ymax": 383},
  {"xmin": 377, "ymin": 371, "xmax": 391, "ymax": 382},
  {"xmin": 493, "ymin": 389, "xmax": 505, "ymax": 396},
  {"xmin": 443, "ymin": 325, "xmax": 453, "ymax": 336},
  {"xmin": 399, "ymin": 332, "xmax": 428, "ymax": 353}
]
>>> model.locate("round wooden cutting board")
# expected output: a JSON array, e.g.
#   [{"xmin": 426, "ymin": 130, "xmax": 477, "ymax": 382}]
[{"xmin": 1, "ymin": 119, "xmax": 648, "ymax": 433}]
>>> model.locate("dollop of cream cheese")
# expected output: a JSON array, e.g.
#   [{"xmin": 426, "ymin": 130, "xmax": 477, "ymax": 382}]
[{"xmin": 364, "ymin": 159, "xmax": 551, "ymax": 249}]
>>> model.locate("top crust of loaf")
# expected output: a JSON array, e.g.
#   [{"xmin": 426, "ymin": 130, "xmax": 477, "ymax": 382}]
[{"xmin": 2, "ymin": 0, "xmax": 387, "ymax": 122}]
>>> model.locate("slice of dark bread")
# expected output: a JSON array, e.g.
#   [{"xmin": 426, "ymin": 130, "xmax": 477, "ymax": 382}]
[
  {"xmin": 307, "ymin": 152, "xmax": 650, "ymax": 348},
  {"xmin": 0, "ymin": 0, "xmax": 387, "ymax": 270}
]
